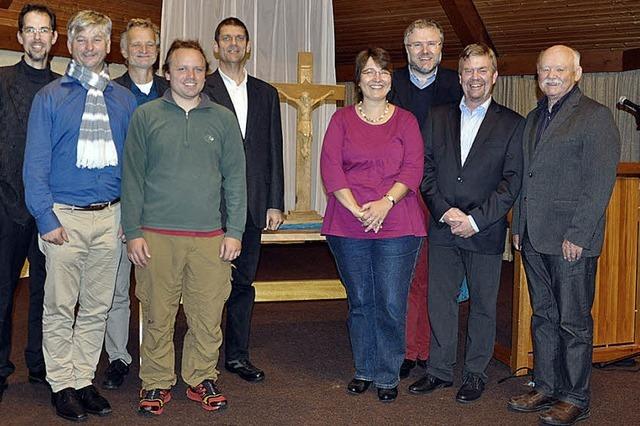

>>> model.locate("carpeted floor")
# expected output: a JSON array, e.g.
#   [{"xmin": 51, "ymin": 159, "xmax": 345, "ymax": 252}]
[{"xmin": 2, "ymin": 252, "xmax": 639, "ymax": 424}]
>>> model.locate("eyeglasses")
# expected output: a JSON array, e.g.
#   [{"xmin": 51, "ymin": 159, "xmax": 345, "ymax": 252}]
[
  {"xmin": 405, "ymin": 41, "xmax": 442, "ymax": 51},
  {"xmin": 361, "ymin": 68, "xmax": 391, "ymax": 78},
  {"xmin": 22, "ymin": 26, "xmax": 52, "ymax": 35}
]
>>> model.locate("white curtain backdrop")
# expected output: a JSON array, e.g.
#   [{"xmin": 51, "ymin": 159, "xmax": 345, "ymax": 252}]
[{"xmin": 161, "ymin": 0, "xmax": 336, "ymax": 215}]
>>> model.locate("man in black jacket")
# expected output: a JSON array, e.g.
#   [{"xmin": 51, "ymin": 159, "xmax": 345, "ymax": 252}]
[
  {"xmin": 410, "ymin": 44, "xmax": 524, "ymax": 403},
  {"xmin": 0, "ymin": 3, "xmax": 58, "ymax": 402},
  {"xmin": 101, "ymin": 18, "xmax": 168, "ymax": 391},
  {"xmin": 203, "ymin": 17, "xmax": 284, "ymax": 382}
]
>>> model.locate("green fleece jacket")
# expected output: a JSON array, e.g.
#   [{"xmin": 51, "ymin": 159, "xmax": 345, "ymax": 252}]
[{"xmin": 121, "ymin": 91, "xmax": 246, "ymax": 241}]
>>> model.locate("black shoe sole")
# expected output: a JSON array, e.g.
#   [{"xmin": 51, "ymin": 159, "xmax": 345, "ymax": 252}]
[
  {"xmin": 225, "ymin": 368, "xmax": 265, "ymax": 383},
  {"xmin": 456, "ymin": 395, "xmax": 482, "ymax": 404},
  {"xmin": 408, "ymin": 382, "xmax": 452, "ymax": 395},
  {"xmin": 86, "ymin": 408, "xmax": 112, "ymax": 416},
  {"xmin": 56, "ymin": 412, "xmax": 88, "ymax": 422}
]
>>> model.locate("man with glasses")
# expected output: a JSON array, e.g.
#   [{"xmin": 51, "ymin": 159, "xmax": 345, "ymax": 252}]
[
  {"xmin": 100, "ymin": 17, "xmax": 168, "ymax": 392},
  {"xmin": 203, "ymin": 17, "xmax": 284, "ymax": 383},
  {"xmin": 0, "ymin": 3, "xmax": 58, "ymax": 403},
  {"xmin": 23, "ymin": 10, "xmax": 137, "ymax": 421},
  {"xmin": 388, "ymin": 19, "xmax": 463, "ymax": 380}
]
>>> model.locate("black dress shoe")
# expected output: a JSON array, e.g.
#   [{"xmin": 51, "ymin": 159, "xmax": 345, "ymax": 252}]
[
  {"xmin": 52, "ymin": 387, "xmax": 88, "ymax": 422},
  {"xmin": 28, "ymin": 369, "xmax": 47, "ymax": 385},
  {"xmin": 408, "ymin": 373, "xmax": 453, "ymax": 395},
  {"xmin": 455, "ymin": 375, "xmax": 485, "ymax": 403},
  {"xmin": 347, "ymin": 378, "xmax": 372, "ymax": 394},
  {"xmin": 225, "ymin": 359, "xmax": 265, "ymax": 382},
  {"xmin": 399, "ymin": 359, "xmax": 416, "ymax": 379},
  {"xmin": 102, "ymin": 359, "xmax": 129, "ymax": 390},
  {"xmin": 416, "ymin": 359, "xmax": 428, "ymax": 369},
  {"xmin": 378, "ymin": 387, "xmax": 398, "ymax": 402},
  {"xmin": 77, "ymin": 385, "xmax": 112, "ymax": 416}
]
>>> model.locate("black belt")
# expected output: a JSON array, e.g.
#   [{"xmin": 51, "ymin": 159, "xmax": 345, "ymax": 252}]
[{"xmin": 69, "ymin": 198, "xmax": 120, "ymax": 211}]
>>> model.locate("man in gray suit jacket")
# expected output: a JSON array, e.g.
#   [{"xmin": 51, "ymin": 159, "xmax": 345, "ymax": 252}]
[{"xmin": 509, "ymin": 45, "xmax": 620, "ymax": 426}]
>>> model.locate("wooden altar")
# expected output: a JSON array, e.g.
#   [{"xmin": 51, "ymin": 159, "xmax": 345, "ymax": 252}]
[{"xmin": 498, "ymin": 162, "xmax": 640, "ymax": 373}]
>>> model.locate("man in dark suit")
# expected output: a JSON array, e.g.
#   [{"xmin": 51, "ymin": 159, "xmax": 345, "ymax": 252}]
[
  {"xmin": 509, "ymin": 45, "xmax": 620, "ymax": 425},
  {"xmin": 388, "ymin": 18, "xmax": 463, "ymax": 380},
  {"xmin": 203, "ymin": 17, "xmax": 284, "ymax": 383},
  {"xmin": 409, "ymin": 43, "xmax": 523, "ymax": 403},
  {"xmin": 0, "ymin": 3, "xmax": 58, "ymax": 401},
  {"xmin": 101, "ymin": 18, "xmax": 169, "ymax": 391}
]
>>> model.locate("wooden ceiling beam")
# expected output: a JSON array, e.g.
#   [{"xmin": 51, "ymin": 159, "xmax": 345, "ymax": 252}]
[
  {"xmin": 623, "ymin": 48, "xmax": 640, "ymax": 71},
  {"xmin": 0, "ymin": 1, "xmax": 13, "ymax": 9},
  {"xmin": 437, "ymin": 0, "xmax": 497, "ymax": 53}
]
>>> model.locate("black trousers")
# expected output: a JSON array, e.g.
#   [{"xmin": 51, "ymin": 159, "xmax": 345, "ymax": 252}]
[
  {"xmin": 521, "ymin": 233, "xmax": 597, "ymax": 409},
  {"xmin": 426, "ymin": 244, "xmax": 502, "ymax": 383},
  {"xmin": 224, "ymin": 214, "xmax": 262, "ymax": 362},
  {"xmin": 0, "ymin": 207, "xmax": 46, "ymax": 378}
]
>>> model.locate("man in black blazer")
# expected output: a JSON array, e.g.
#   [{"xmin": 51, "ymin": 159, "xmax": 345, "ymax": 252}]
[
  {"xmin": 101, "ymin": 18, "xmax": 169, "ymax": 391},
  {"xmin": 509, "ymin": 45, "xmax": 620, "ymax": 425},
  {"xmin": 409, "ymin": 44, "xmax": 523, "ymax": 403},
  {"xmin": 203, "ymin": 17, "xmax": 284, "ymax": 383}
]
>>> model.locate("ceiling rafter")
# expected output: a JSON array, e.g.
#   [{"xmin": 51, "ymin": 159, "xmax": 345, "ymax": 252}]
[
  {"xmin": 437, "ymin": 0, "xmax": 496, "ymax": 54},
  {"xmin": 0, "ymin": 0, "xmax": 13, "ymax": 9}
]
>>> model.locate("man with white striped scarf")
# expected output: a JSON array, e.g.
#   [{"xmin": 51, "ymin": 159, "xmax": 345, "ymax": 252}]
[{"xmin": 23, "ymin": 10, "xmax": 137, "ymax": 422}]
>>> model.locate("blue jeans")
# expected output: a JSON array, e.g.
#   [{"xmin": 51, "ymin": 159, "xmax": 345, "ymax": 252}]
[{"xmin": 327, "ymin": 235, "xmax": 421, "ymax": 388}]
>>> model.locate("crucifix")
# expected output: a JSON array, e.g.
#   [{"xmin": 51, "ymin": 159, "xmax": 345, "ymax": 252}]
[{"xmin": 272, "ymin": 52, "xmax": 345, "ymax": 224}]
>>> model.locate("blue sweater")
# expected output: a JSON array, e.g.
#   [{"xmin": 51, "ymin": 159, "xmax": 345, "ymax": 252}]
[{"xmin": 23, "ymin": 75, "xmax": 137, "ymax": 234}]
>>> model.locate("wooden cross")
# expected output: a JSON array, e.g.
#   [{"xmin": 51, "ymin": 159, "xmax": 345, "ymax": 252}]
[{"xmin": 272, "ymin": 52, "xmax": 345, "ymax": 223}]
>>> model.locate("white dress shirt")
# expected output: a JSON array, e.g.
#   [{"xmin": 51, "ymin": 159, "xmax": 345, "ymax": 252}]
[{"xmin": 219, "ymin": 68, "xmax": 248, "ymax": 138}]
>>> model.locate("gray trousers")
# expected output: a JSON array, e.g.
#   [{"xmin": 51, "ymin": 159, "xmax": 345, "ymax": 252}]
[
  {"xmin": 104, "ymin": 244, "xmax": 132, "ymax": 365},
  {"xmin": 426, "ymin": 244, "xmax": 502, "ymax": 383}
]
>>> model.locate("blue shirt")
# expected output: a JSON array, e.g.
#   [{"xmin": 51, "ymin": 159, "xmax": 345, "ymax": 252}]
[
  {"xmin": 129, "ymin": 80, "xmax": 160, "ymax": 106},
  {"xmin": 409, "ymin": 66, "xmax": 437, "ymax": 89},
  {"xmin": 459, "ymin": 96, "xmax": 491, "ymax": 166},
  {"xmin": 23, "ymin": 75, "xmax": 137, "ymax": 234}
]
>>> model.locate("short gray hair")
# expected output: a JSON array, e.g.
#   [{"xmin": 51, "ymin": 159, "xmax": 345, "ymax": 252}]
[{"xmin": 67, "ymin": 10, "xmax": 112, "ymax": 41}]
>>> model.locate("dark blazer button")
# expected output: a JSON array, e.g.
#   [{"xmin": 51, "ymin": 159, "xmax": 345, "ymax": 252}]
[
  {"xmin": 457, "ymin": 176, "xmax": 463, "ymax": 182},
  {"xmin": 528, "ymin": 172, "xmax": 533, "ymax": 177}
]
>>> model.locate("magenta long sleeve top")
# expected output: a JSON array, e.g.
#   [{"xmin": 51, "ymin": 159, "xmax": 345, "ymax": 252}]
[{"xmin": 320, "ymin": 105, "xmax": 427, "ymax": 239}]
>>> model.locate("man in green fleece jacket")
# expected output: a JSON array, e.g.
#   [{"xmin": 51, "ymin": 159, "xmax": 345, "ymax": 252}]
[{"xmin": 121, "ymin": 39, "xmax": 246, "ymax": 416}]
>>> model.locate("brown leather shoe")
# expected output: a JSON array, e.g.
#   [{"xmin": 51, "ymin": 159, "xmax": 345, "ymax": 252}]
[
  {"xmin": 539, "ymin": 401, "xmax": 590, "ymax": 425},
  {"xmin": 508, "ymin": 390, "xmax": 557, "ymax": 412}
]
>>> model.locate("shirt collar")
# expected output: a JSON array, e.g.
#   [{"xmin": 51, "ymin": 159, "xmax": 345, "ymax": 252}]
[
  {"xmin": 219, "ymin": 68, "xmax": 248, "ymax": 88},
  {"xmin": 409, "ymin": 66, "xmax": 438, "ymax": 89},
  {"xmin": 460, "ymin": 96, "xmax": 492, "ymax": 116},
  {"xmin": 537, "ymin": 84, "xmax": 579, "ymax": 113}
]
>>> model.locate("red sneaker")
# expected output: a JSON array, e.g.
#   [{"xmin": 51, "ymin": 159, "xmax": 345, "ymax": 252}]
[
  {"xmin": 186, "ymin": 379, "xmax": 227, "ymax": 411},
  {"xmin": 138, "ymin": 388, "xmax": 171, "ymax": 415}
]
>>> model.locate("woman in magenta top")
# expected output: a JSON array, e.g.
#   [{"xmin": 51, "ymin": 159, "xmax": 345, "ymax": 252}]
[{"xmin": 320, "ymin": 48, "xmax": 427, "ymax": 402}]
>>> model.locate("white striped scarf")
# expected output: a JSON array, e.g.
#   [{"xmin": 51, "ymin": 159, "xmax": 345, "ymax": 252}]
[{"xmin": 66, "ymin": 60, "xmax": 117, "ymax": 169}]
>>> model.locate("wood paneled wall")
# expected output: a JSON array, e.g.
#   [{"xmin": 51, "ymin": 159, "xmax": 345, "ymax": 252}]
[{"xmin": 0, "ymin": 0, "xmax": 162, "ymax": 64}]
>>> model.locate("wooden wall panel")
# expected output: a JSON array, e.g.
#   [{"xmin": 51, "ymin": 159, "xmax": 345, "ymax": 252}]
[{"xmin": 0, "ymin": 0, "xmax": 162, "ymax": 63}]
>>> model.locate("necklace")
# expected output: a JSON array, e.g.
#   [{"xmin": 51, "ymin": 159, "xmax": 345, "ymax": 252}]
[{"xmin": 357, "ymin": 100, "xmax": 389, "ymax": 123}]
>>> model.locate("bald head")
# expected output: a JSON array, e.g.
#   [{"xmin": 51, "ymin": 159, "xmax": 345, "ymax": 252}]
[{"xmin": 537, "ymin": 45, "xmax": 582, "ymax": 107}]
